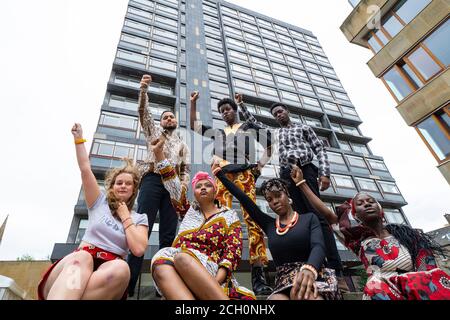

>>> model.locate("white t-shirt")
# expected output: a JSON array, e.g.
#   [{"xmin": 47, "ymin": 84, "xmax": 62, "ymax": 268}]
[{"xmin": 82, "ymin": 193, "xmax": 148, "ymax": 257}]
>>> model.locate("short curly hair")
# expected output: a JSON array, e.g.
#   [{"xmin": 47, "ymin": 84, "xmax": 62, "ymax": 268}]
[{"xmin": 217, "ymin": 98, "xmax": 238, "ymax": 112}]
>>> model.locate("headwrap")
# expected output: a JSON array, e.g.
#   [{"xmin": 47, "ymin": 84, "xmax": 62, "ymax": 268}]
[{"xmin": 191, "ymin": 171, "xmax": 217, "ymax": 191}]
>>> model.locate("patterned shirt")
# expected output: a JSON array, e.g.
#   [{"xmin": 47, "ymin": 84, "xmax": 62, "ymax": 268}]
[
  {"xmin": 239, "ymin": 102, "xmax": 330, "ymax": 177},
  {"xmin": 138, "ymin": 85, "xmax": 190, "ymax": 187}
]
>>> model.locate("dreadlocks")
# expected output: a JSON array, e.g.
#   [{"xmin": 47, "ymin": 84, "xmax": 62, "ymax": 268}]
[
  {"xmin": 385, "ymin": 224, "xmax": 445, "ymax": 269},
  {"xmin": 260, "ymin": 178, "xmax": 290, "ymax": 199}
]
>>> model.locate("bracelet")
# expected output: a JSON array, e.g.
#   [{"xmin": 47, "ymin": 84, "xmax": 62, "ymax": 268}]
[
  {"xmin": 300, "ymin": 264, "xmax": 318, "ymax": 280},
  {"xmin": 212, "ymin": 167, "xmax": 222, "ymax": 175},
  {"xmin": 122, "ymin": 217, "xmax": 132, "ymax": 224},
  {"xmin": 124, "ymin": 223, "xmax": 135, "ymax": 231},
  {"xmin": 75, "ymin": 138, "xmax": 87, "ymax": 145},
  {"xmin": 296, "ymin": 179, "xmax": 306, "ymax": 187}
]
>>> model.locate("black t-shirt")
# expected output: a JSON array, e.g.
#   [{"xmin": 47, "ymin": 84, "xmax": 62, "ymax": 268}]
[{"xmin": 216, "ymin": 171, "xmax": 326, "ymax": 271}]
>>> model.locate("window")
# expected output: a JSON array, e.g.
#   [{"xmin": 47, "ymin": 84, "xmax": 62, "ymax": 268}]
[
  {"xmin": 276, "ymin": 76, "xmax": 295, "ymax": 88},
  {"xmin": 339, "ymin": 140, "xmax": 352, "ymax": 152},
  {"xmin": 247, "ymin": 43, "xmax": 265, "ymax": 54},
  {"xmin": 305, "ymin": 35, "xmax": 320, "ymax": 45},
  {"xmin": 206, "ymin": 50, "xmax": 225, "ymax": 63},
  {"xmin": 356, "ymin": 178, "xmax": 379, "ymax": 192},
  {"xmin": 75, "ymin": 219, "xmax": 88, "ymax": 243},
  {"xmin": 128, "ymin": 7, "xmax": 152, "ymax": 20},
  {"xmin": 368, "ymin": 159, "xmax": 388, "ymax": 171},
  {"xmin": 120, "ymin": 33, "xmax": 149, "ymax": 48},
  {"xmin": 327, "ymin": 78, "xmax": 343, "ymax": 88},
  {"xmin": 278, "ymin": 33, "xmax": 293, "ymax": 44},
  {"xmin": 231, "ymin": 63, "xmax": 252, "ymax": 77},
  {"xmin": 328, "ymin": 152, "xmax": 345, "ymax": 165},
  {"xmin": 239, "ymin": 12, "xmax": 256, "ymax": 23},
  {"xmin": 320, "ymin": 66, "xmax": 336, "ymax": 76},
  {"xmin": 258, "ymin": 19, "xmax": 272, "ymax": 28},
  {"xmin": 340, "ymin": 106, "xmax": 359, "ymax": 117},
  {"xmin": 242, "ymin": 21, "xmax": 258, "ymax": 33},
  {"xmin": 384, "ymin": 209, "xmax": 406, "ymax": 225},
  {"xmin": 156, "ymin": 3, "xmax": 178, "ymax": 16},
  {"xmin": 250, "ymin": 55, "xmax": 269, "ymax": 68},
  {"xmin": 205, "ymin": 36, "xmax": 223, "ymax": 49},
  {"xmin": 264, "ymin": 38, "xmax": 280, "ymax": 50},
  {"xmin": 316, "ymin": 87, "xmax": 333, "ymax": 98},
  {"xmin": 221, "ymin": 6, "xmax": 237, "ymax": 17},
  {"xmin": 281, "ymin": 44, "xmax": 297, "ymax": 55},
  {"xmin": 260, "ymin": 28, "xmax": 276, "ymax": 38},
  {"xmin": 257, "ymin": 85, "xmax": 279, "ymax": 97},
  {"xmin": 290, "ymin": 68, "xmax": 308, "ymax": 80},
  {"xmin": 224, "ymin": 26, "xmax": 242, "ymax": 38},
  {"xmin": 149, "ymin": 57, "xmax": 177, "ymax": 71},
  {"xmin": 154, "ymin": 15, "xmax": 178, "ymax": 27},
  {"xmin": 267, "ymin": 49, "xmax": 284, "ymax": 60},
  {"xmin": 116, "ymin": 49, "xmax": 146, "ymax": 64},
  {"xmin": 379, "ymin": 181, "xmax": 400, "ymax": 194},
  {"xmin": 133, "ymin": 0, "xmax": 154, "ymax": 9},
  {"xmin": 383, "ymin": 67, "xmax": 413, "ymax": 101},
  {"xmin": 285, "ymin": 55, "xmax": 302, "ymax": 66},
  {"xmin": 274, "ymin": 24, "xmax": 288, "ymax": 33},
  {"xmin": 296, "ymin": 81, "xmax": 314, "ymax": 93},
  {"xmin": 304, "ymin": 61, "xmax": 319, "ymax": 71},
  {"xmin": 290, "ymin": 30, "xmax": 305, "ymax": 40},
  {"xmin": 303, "ymin": 116, "xmax": 322, "ymax": 128},
  {"xmin": 109, "ymin": 95, "xmax": 138, "ymax": 111},
  {"xmin": 351, "ymin": 143, "xmax": 370, "ymax": 155},
  {"xmin": 244, "ymin": 32, "xmax": 262, "ymax": 45},
  {"xmin": 100, "ymin": 112, "xmax": 138, "ymax": 131},
  {"xmin": 323, "ymin": 101, "xmax": 340, "ymax": 113},
  {"xmin": 208, "ymin": 64, "xmax": 227, "ymax": 78},
  {"xmin": 151, "ymin": 41, "xmax": 177, "ymax": 55},
  {"xmin": 424, "ymin": 19, "xmax": 450, "ymax": 66},
  {"xmin": 294, "ymin": 39, "xmax": 309, "ymax": 50},
  {"xmin": 124, "ymin": 19, "xmax": 151, "ymax": 32},
  {"xmin": 234, "ymin": 79, "xmax": 256, "ymax": 94},
  {"xmin": 406, "ymin": 47, "xmax": 441, "ymax": 81},
  {"xmin": 395, "ymin": 0, "xmax": 431, "ymax": 24},
  {"xmin": 331, "ymin": 122, "xmax": 343, "ymax": 132},
  {"xmin": 153, "ymin": 28, "xmax": 177, "ymax": 40},
  {"xmin": 254, "ymin": 69, "xmax": 274, "ymax": 82},
  {"xmin": 229, "ymin": 50, "xmax": 249, "ymax": 63},
  {"xmin": 347, "ymin": 155, "xmax": 366, "ymax": 168},
  {"xmin": 271, "ymin": 62, "xmax": 290, "ymax": 74},
  {"xmin": 226, "ymin": 37, "xmax": 245, "ymax": 48},
  {"xmin": 416, "ymin": 106, "xmax": 450, "ymax": 162},
  {"xmin": 92, "ymin": 140, "xmax": 135, "ymax": 158},
  {"xmin": 302, "ymin": 96, "xmax": 320, "ymax": 107},
  {"xmin": 342, "ymin": 125, "xmax": 360, "ymax": 136},
  {"xmin": 383, "ymin": 14, "xmax": 403, "ymax": 38},
  {"xmin": 309, "ymin": 73, "xmax": 326, "ymax": 84},
  {"xmin": 315, "ymin": 55, "xmax": 331, "ymax": 65},
  {"xmin": 300, "ymin": 50, "xmax": 314, "ymax": 60},
  {"xmin": 332, "ymin": 174, "xmax": 356, "ymax": 189},
  {"xmin": 209, "ymin": 80, "xmax": 230, "ymax": 95},
  {"xmin": 114, "ymin": 74, "xmax": 140, "ymax": 88},
  {"xmin": 367, "ymin": 34, "xmax": 382, "ymax": 53},
  {"xmin": 280, "ymin": 91, "xmax": 300, "ymax": 102}
]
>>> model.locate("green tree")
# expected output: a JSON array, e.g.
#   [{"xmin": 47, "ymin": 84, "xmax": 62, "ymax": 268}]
[{"xmin": 16, "ymin": 254, "xmax": 35, "ymax": 261}]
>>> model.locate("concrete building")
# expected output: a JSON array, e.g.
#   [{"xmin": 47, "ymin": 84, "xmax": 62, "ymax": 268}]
[
  {"xmin": 51, "ymin": 0, "xmax": 411, "ymax": 296},
  {"xmin": 341, "ymin": 0, "xmax": 450, "ymax": 183}
]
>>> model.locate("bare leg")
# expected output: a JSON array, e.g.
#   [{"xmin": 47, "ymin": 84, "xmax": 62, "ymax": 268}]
[
  {"xmin": 81, "ymin": 260, "xmax": 130, "ymax": 300},
  {"xmin": 173, "ymin": 253, "xmax": 228, "ymax": 300},
  {"xmin": 152, "ymin": 264, "xmax": 195, "ymax": 300},
  {"xmin": 268, "ymin": 293, "xmax": 290, "ymax": 300},
  {"xmin": 44, "ymin": 250, "xmax": 94, "ymax": 300}
]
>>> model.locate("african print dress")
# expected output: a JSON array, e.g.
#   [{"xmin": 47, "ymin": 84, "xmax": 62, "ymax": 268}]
[
  {"xmin": 151, "ymin": 206, "xmax": 255, "ymax": 300},
  {"xmin": 334, "ymin": 207, "xmax": 450, "ymax": 300}
]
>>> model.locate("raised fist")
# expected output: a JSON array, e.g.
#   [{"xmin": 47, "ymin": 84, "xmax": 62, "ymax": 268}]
[
  {"xmin": 71, "ymin": 123, "xmax": 83, "ymax": 139},
  {"xmin": 140, "ymin": 74, "xmax": 152, "ymax": 88}
]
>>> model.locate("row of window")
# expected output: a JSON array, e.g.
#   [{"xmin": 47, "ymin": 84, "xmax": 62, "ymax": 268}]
[
  {"xmin": 113, "ymin": 74, "xmax": 174, "ymax": 95},
  {"xmin": 116, "ymin": 48, "xmax": 177, "ymax": 72},
  {"xmin": 127, "ymin": 6, "xmax": 178, "ymax": 28},
  {"xmin": 123, "ymin": 19, "xmax": 178, "ymax": 41},
  {"xmin": 367, "ymin": 0, "xmax": 431, "ymax": 53},
  {"xmin": 416, "ymin": 105, "xmax": 450, "ymax": 163},
  {"xmin": 328, "ymin": 151, "xmax": 388, "ymax": 172},
  {"xmin": 107, "ymin": 94, "xmax": 172, "ymax": 116},
  {"xmin": 382, "ymin": 18, "xmax": 449, "ymax": 102},
  {"xmin": 120, "ymin": 33, "xmax": 177, "ymax": 57}
]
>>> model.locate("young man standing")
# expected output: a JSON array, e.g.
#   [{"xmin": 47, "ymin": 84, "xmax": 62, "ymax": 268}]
[
  {"xmin": 190, "ymin": 92, "xmax": 273, "ymax": 295},
  {"xmin": 239, "ymin": 101, "xmax": 343, "ymax": 276},
  {"xmin": 127, "ymin": 74, "xmax": 190, "ymax": 297}
]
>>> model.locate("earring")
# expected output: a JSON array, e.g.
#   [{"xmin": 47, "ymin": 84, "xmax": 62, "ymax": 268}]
[{"xmin": 288, "ymin": 198, "xmax": 293, "ymax": 205}]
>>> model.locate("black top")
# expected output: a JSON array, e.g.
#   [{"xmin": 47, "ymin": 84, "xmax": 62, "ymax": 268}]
[
  {"xmin": 201, "ymin": 120, "xmax": 272, "ymax": 173},
  {"xmin": 216, "ymin": 171, "xmax": 326, "ymax": 271}
]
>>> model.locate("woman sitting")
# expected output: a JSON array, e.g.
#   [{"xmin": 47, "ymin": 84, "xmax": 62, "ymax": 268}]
[
  {"xmin": 150, "ymin": 138, "xmax": 254, "ymax": 300},
  {"xmin": 291, "ymin": 166, "xmax": 450, "ymax": 300},
  {"xmin": 38, "ymin": 123, "xmax": 149, "ymax": 300},
  {"xmin": 213, "ymin": 162, "xmax": 341, "ymax": 300}
]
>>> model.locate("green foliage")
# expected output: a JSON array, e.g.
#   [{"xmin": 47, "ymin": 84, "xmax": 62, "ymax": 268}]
[
  {"xmin": 356, "ymin": 268, "xmax": 368, "ymax": 291},
  {"xmin": 16, "ymin": 254, "xmax": 35, "ymax": 261}
]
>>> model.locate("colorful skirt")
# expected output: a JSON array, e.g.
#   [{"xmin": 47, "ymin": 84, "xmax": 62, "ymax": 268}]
[
  {"xmin": 363, "ymin": 267, "xmax": 450, "ymax": 300},
  {"xmin": 37, "ymin": 245, "xmax": 126, "ymax": 300},
  {"xmin": 268, "ymin": 261, "xmax": 342, "ymax": 300},
  {"xmin": 151, "ymin": 247, "xmax": 256, "ymax": 300}
]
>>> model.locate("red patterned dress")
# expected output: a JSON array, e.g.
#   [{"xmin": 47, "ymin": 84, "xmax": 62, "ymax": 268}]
[
  {"xmin": 334, "ymin": 210, "xmax": 450, "ymax": 300},
  {"xmin": 151, "ymin": 205, "xmax": 255, "ymax": 300}
]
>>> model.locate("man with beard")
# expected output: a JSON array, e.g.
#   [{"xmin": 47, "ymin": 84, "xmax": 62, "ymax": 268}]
[
  {"xmin": 238, "ymin": 101, "xmax": 344, "ymax": 279},
  {"xmin": 190, "ymin": 91, "xmax": 273, "ymax": 296},
  {"xmin": 127, "ymin": 74, "xmax": 190, "ymax": 297}
]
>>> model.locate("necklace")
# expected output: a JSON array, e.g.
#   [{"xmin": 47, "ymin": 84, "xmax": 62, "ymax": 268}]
[{"xmin": 276, "ymin": 211, "xmax": 299, "ymax": 236}]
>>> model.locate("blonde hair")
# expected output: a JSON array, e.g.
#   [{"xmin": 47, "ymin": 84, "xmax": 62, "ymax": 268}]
[{"xmin": 104, "ymin": 158, "xmax": 140, "ymax": 216}]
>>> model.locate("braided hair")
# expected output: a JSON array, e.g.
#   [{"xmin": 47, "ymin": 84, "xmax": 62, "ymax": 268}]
[
  {"xmin": 385, "ymin": 223, "xmax": 445, "ymax": 269},
  {"xmin": 260, "ymin": 178, "xmax": 290, "ymax": 199}
]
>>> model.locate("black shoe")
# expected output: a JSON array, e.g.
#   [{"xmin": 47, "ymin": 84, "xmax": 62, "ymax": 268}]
[{"xmin": 251, "ymin": 265, "xmax": 273, "ymax": 296}]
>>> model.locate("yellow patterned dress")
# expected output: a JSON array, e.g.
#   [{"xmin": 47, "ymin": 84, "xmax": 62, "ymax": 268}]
[{"xmin": 151, "ymin": 205, "xmax": 255, "ymax": 300}]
